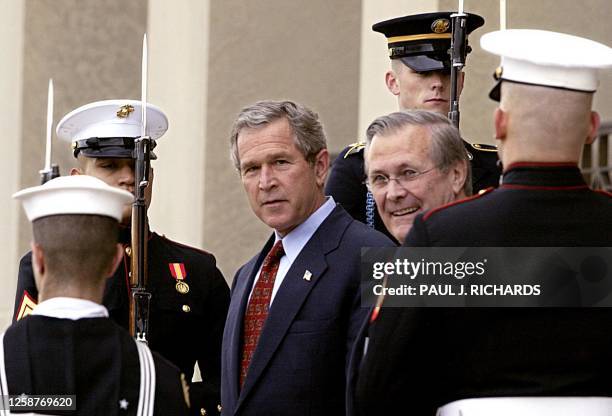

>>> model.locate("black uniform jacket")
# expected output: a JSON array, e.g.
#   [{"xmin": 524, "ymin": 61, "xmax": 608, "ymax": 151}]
[
  {"xmin": 3, "ymin": 315, "xmax": 189, "ymax": 415},
  {"xmin": 356, "ymin": 163, "xmax": 612, "ymax": 415},
  {"xmin": 14, "ymin": 230, "xmax": 230, "ymax": 416},
  {"xmin": 325, "ymin": 140, "xmax": 500, "ymax": 240}
]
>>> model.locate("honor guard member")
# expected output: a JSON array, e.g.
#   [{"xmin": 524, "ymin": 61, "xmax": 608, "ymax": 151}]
[
  {"xmin": 356, "ymin": 30, "xmax": 612, "ymax": 415},
  {"xmin": 325, "ymin": 12, "xmax": 500, "ymax": 240},
  {"xmin": 13, "ymin": 100, "xmax": 230, "ymax": 416},
  {"xmin": 4, "ymin": 175, "xmax": 189, "ymax": 415}
]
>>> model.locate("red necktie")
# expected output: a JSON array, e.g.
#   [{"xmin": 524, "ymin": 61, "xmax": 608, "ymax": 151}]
[{"xmin": 240, "ymin": 240, "xmax": 285, "ymax": 387}]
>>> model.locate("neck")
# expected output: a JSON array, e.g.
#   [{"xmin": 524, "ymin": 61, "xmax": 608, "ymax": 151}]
[
  {"xmin": 500, "ymin": 135, "xmax": 582, "ymax": 168},
  {"xmin": 38, "ymin": 279, "xmax": 106, "ymax": 304}
]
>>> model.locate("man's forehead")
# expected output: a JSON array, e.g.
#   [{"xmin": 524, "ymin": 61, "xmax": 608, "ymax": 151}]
[{"xmin": 369, "ymin": 127, "xmax": 432, "ymax": 160}]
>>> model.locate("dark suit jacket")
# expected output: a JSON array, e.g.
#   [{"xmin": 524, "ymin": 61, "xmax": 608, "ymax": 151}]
[{"xmin": 221, "ymin": 205, "xmax": 393, "ymax": 416}]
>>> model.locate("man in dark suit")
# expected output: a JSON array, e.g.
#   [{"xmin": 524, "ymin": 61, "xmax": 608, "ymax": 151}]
[
  {"xmin": 13, "ymin": 99, "xmax": 229, "ymax": 416},
  {"xmin": 221, "ymin": 100, "xmax": 394, "ymax": 415},
  {"xmin": 356, "ymin": 29, "xmax": 612, "ymax": 415},
  {"xmin": 4, "ymin": 175, "xmax": 189, "ymax": 415},
  {"xmin": 326, "ymin": 12, "xmax": 499, "ymax": 239}
]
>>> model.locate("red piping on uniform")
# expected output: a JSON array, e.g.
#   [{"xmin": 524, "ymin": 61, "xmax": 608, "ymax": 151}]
[
  {"xmin": 503, "ymin": 161, "xmax": 578, "ymax": 172},
  {"xmin": 594, "ymin": 189, "xmax": 612, "ymax": 198},
  {"xmin": 423, "ymin": 188, "xmax": 494, "ymax": 221},
  {"xmin": 500, "ymin": 184, "xmax": 589, "ymax": 191}
]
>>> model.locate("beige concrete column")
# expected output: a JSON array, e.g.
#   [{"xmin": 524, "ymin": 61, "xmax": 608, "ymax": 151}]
[
  {"xmin": 147, "ymin": 0, "xmax": 210, "ymax": 250},
  {"xmin": 358, "ymin": 0, "xmax": 439, "ymax": 138},
  {"xmin": 0, "ymin": 0, "xmax": 25, "ymax": 328},
  {"xmin": 10, "ymin": 0, "xmax": 146, "ymax": 322}
]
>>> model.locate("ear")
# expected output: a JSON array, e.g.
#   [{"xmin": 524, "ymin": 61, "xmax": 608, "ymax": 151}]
[
  {"xmin": 31, "ymin": 241, "xmax": 45, "ymax": 280},
  {"xmin": 450, "ymin": 160, "xmax": 468, "ymax": 196},
  {"xmin": 70, "ymin": 167, "xmax": 82, "ymax": 176},
  {"xmin": 585, "ymin": 111, "xmax": 601, "ymax": 145},
  {"xmin": 494, "ymin": 107, "xmax": 508, "ymax": 141},
  {"xmin": 104, "ymin": 243, "xmax": 125, "ymax": 279},
  {"xmin": 385, "ymin": 69, "xmax": 400, "ymax": 96},
  {"xmin": 313, "ymin": 149, "xmax": 330, "ymax": 187}
]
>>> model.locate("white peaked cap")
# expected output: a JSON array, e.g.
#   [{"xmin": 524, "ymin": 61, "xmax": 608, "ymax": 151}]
[
  {"xmin": 56, "ymin": 99, "xmax": 168, "ymax": 141},
  {"xmin": 480, "ymin": 29, "xmax": 612, "ymax": 100},
  {"xmin": 13, "ymin": 175, "xmax": 134, "ymax": 222}
]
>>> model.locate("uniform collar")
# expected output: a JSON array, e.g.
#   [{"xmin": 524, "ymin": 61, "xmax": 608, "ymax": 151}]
[
  {"xmin": 501, "ymin": 162, "xmax": 587, "ymax": 189},
  {"xmin": 31, "ymin": 297, "xmax": 109, "ymax": 320}
]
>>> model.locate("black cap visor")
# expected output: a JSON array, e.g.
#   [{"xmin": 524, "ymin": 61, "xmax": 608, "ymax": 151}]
[
  {"xmin": 73, "ymin": 137, "xmax": 157, "ymax": 159},
  {"xmin": 399, "ymin": 54, "xmax": 450, "ymax": 73}
]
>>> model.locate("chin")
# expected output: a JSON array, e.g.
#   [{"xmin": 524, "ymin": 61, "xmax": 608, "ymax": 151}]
[{"xmin": 390, "ymin": 220, "xmax": 414, "ymax": 243}]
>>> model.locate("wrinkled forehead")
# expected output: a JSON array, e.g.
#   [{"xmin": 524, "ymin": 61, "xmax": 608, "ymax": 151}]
[{"xmin": 366, "ymin": 127, "xmax": 434, "ymax": 170}]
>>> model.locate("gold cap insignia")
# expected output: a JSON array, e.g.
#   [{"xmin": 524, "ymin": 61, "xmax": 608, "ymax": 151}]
[
  {"xmin": 71, "ymin": 141, "xmax": 77, "ymax": 150},
  {"xmin": 116, "ymin": 104, "xmax": 135, "ymax": 119},
  {"xmin": 431, "ymin": 18, "xmax": 450, "ymax": 34}
]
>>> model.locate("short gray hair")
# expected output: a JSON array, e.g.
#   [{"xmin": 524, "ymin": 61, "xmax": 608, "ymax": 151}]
[
  {"xmin": 230, "ymin": 100, "xmax": 327, "ymax": 170},
  {"xmin": 365, "ymin": 110, "xmax": 472, "ymax": 195}
]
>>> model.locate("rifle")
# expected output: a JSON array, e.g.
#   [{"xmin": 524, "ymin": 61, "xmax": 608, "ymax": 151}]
[
  {"xmin": 130, "ymin": 34, "xmax": 153, "ymax": 343},
  {"xmin": 40, "ymin": 79, "xmax": 60, "ymax": 184},
  {"xmin": 448, "ymin": 3, "xmax": 468, "ymax": 129}
]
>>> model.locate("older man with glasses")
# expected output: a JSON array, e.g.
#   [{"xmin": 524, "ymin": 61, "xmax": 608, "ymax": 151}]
[{"xmin": 363, "ymin": 110, "xmax": 471, "ymax": 244}]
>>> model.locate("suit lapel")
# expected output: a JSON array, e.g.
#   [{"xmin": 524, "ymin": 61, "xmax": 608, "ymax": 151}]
[
  {"xmin": 227, "ymin": 237, "xmax": 274, "ymax": 406},
  {"xmin": 237, "ymin": 206, "xmax": 352, "ymax": 408}
]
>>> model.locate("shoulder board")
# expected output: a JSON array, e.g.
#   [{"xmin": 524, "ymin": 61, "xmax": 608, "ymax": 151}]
[
  {"xmin": 471, "ymin": 143, "xmax": 498, "ymax": 153},
  {"xmin": 155, "ymin": 232, "xmax": 213, "ymax": 257},
  {"xmin": 594, "ymin": 189, "xmax": 612, "ymax": 198},
  {"xmin": 16, "ymin": 290, "xmax": 37, "ymax": 321},
  {"xmin": 344, "ymin": 142, "xmax": 365, "ymax": 158},
  {"xmin": 423, "ymin": 187, "xmax": 494, "ymax": 221}
]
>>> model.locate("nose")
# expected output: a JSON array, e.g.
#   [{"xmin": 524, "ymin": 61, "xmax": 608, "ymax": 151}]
[
  {"xmin": 118, "ymin": 164, "xmax": 135, "ymax": 191},
  {"xmin": 258, "ymin": 164, "xmax": 277, "ymax": 191},
  {"xmin": 429, "ymin": 71, "xmax": 445, "ymax": 90},
  {"xmin": 386, "ymin": 178, "xmax": 408, "ymax": 201}
]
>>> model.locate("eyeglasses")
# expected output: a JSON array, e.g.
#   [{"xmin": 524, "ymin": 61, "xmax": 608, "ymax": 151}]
[{"xmin": 365, "ymin": 166, "xmax": 439, "ymax": 192}]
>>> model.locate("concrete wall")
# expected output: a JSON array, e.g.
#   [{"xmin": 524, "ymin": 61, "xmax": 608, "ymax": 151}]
[{"xmin": 0, "ymin": 0, "xmax": 25, "ymax": 329}]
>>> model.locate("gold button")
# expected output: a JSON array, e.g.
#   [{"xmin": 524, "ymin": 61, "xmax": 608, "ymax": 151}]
[
  {"xmin": 125, "ymin": 246, "xmax": 132, "ymax": 257},
  {"xmin": 182, "ymin": 305, "xmax": 191, "ymax": 313},
  {"xmin": 200, "ymin": 409, "xmax": 207, "ymax": 416}
]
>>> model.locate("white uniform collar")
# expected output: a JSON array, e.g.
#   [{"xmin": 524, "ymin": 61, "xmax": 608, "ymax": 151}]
[{"xmin": 31, "ymin": 297, "xmax": 109, "ymax": 320}]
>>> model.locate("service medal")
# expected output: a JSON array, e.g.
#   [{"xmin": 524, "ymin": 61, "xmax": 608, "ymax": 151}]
[
  {"xmin": 169, "ymin": 262, "xmax": 189, "ymax": 295},
  {"xmin": 175, "ymin": 280, "xmax": 190, "ymax": 294}
]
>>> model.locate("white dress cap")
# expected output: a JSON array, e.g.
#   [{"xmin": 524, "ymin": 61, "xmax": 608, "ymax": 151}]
[
  {"xmin": 13, "ymin": 175, "xmax": 134, "ymax": 222},
  {"xmin": 480, "ymin": 29, "xmax": 612, "ymax": 100},
  {"xmin": 56, "ymin": 99, "xmax": 168, "ymax": 142}
]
